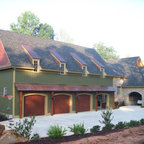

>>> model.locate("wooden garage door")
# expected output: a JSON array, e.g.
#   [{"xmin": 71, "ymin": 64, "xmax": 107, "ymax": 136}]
[
  {"xmin": 77, "ymin": 94, "xmax": 90, "ymax": 112},
  {"xmin": 54, "ymin": 95, "xmax": 70, "ymax": 114},
  {"xmin": 24, "ymin": 95, "xmax": 45, "ymax": 117}
]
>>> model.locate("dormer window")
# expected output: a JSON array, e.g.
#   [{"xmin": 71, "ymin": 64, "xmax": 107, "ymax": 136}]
[
  {"xmin": 82, "ymin": 65, "xmax": 87, "ymax": 76},
  {"xmin": 70, "ymin": 52, "xmax": 88, "ymax": 76},
  {"xmin": 33, "ymin": 59, "xmax": 40, "ymax": 72},
  {"xmin": 101, "ymin": 68, "xmax": 105, "ymax": 78},
  {"xmin": 60, "ymin": 63, "xmax": 66, "ymax": 75},
  {"xmin": 22, "ymin": 44, "xmax": 41, "ymax": 72},
  {"xmin": 49, "ymin": 49, "xmax": 67, "ymax": 75}
]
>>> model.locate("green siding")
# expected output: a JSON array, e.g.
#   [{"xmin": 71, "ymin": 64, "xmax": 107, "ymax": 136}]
[
  {"xmin": 0, "ymin": 69, "xmax": 13, "ymax": 114},
  {"xmin": 109, "ymin": 92, "xmax": 114, "ymax": 109},
  {"xmin": 15, "ymin": 70, "xmax": 113, "ymax": 86},
  {"xmin": 14, "ymin": 69, "xmax": 114, "ymax": 116}
]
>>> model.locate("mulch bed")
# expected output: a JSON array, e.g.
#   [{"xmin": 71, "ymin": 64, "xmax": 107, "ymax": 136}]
[{"xmin": 16, "ymin": 129, "xmax": 123, "ymax": 144}]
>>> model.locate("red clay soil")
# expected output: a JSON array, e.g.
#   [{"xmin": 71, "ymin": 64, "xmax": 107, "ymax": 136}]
[{"xmin": 16, "ymin": 125, "xmax": 144, "ymax": 144}]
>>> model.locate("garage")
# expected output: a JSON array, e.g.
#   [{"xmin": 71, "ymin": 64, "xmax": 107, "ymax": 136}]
[
  {"xmin": 24, "ymin": 95, "xmax": 45, "ymax": 117},
  {"xmin": 77, "ymin": 94, "xmax": 90, "ymax": 112},
  {"xmin": 54, "ymin": 95, "xmax": 70, "ymax": 114}
]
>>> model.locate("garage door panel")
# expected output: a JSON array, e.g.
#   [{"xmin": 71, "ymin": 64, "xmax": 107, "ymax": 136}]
[
  {"xmin": 54, "ymin": 95, "xmax": 70, "ymax": 114},
  {"xmin": 77, "ymin": 95, "xmax": 90, "ymax": 112},
  {"xmin": 24, "ymin": 95, "xmax": 45, "ymax": 117}
]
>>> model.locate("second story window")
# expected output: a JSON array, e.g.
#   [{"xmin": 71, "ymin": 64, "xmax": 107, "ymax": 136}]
[
  {"xmin": 33, "ymin": 60, "xmax": 40, "ymax": 72},
  {"xmin": 82, "ymin": 66, "xmax": 87, "ymax": 76},
  {"xmin": 60, "ymin": 63, "xmax": 66, "ymax": 75}
]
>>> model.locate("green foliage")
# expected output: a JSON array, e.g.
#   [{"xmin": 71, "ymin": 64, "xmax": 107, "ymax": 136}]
[
  {"xmin": 10, "ymin": 11, "xmax": 54, "ymax": 39},
  {"xmin": 126, "ymin": 120, "xmax": 140, "ymax": 127},
  {"xmin": 31, "ymin": 133, "xmax": 40, "ymax": 140},
  {"xmin": 100, "ymin": 110, "xmax": 114, "ymax": 130},
  {"xmin": 47, "ymin": 125, "xmax": 67, "ymax": 138},
  {"xmin": 90, "ymin": 125, "xmax": 100, "ymax": 132},
  {"xmin": 0, "ymin": 113, "xmax": 8, "ymax": 121},
  {"xmin": 9, "ymin": 116, "xmax": 36, "ymax": 140},
  {"xmin": 93, "ymin": 42, "xmax": 119, "ymax": 60},
  {"xmin": 140, "ymin": 118, "xmax": 144, "ymax": 125},
  {"xmin": 100, "ymin": 110, "xmax": 114, "ymax": 126},
  {"xmin": 114, "ymin": 122, "xmax": 126, "ymax": 129},
  {"xmin": 102, "ymin": 123, "xmax": 115, "ymax": 130},
  {"xmin": 69, "ymin": 123, "xmax": 86, "ymax": 135},
  {"xmin": 115, "ymin": 101, "xmax": 119, "ymax": 108}
]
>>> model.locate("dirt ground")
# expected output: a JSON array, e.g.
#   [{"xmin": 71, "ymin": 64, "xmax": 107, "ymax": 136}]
[
  {"xmin": 16, "ymin": 125, "xmax": 144, "ymax": 144},
  {"xmin": 61, "ymin": 125, "xmax": 144, "ymax": 144}
]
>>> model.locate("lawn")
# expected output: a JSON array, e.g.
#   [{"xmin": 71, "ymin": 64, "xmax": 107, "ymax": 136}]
[{"xmin": 1, "ymin": 106, "xmax": 144, "ymax": 138}]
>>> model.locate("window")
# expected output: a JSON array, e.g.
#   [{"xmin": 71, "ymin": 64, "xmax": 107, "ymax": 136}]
[
  {"xmin": 33, "ymin": 60, "xmax": 38, "ymax": 72},
  {"xmin": 3, "ymin": 87, "xmax": 7, "ymax": 96},
  {"xmin": 60, "ymin": 63, "xmax": 65, "ymax": 75},
  {"xmin": 101, "ymin": 68, "xmax": 105, "ymax": 78},
  {"xmin": 82, "ymin": 66, "xmax": 87, "ymax": 76}
]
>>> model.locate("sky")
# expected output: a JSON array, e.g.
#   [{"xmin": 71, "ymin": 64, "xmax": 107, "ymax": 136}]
[{"xmin": 0, "ymin": 0, "xmax": 144, "ymax": 59}]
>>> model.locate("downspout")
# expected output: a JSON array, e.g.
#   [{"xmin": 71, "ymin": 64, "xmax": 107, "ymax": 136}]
[{"xmin": 12, "ymin": 68, "xmax": 16, "ymax": 117}]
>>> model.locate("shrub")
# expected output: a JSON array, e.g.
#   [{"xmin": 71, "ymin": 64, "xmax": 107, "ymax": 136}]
[
  {"xmin": 9, "ymin": 116, "xmax": 36, "ymax": 140},
  {"xmin": 31, "ymin": 133, "xmax": 40, "ymax": 140},
  {"xmin": 69, "ymin": 123, "xmax": 86, "ymax": 135},
  {"xmin": 47, "ymin": 125, "xmax": 66, "ymax": 138},
  {"xmin": 102, "ymin": 123, "xmax": 115, "ymax": 130},
  {"xmin": 128, "ymin": 120, "xmax": 140, "ymax": 127},
  {"xmin": 99, "ymin": 110, "xmax": 114, "ymax": 125},
  {"xmin": 0, "ymin": 113, "xmax": 8, "ymax": 122},
  {"xmin": 90, "ymin": 125, "xmax": 100, "ymax": 132},
  {"xmin": 140, "ymin": 118, "xmax": 144, "ymax": 125},
  {"xmin": 115, "ymin": 122, "xmax": 126, "ymax": 129},
  {"xmin": 115, "ymin": 101, "xmax": 119, "ymax": 108}
]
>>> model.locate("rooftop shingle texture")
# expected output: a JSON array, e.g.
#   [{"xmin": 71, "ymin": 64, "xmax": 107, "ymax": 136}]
[
  {"xmin": 0, "ymin": 29, "xmax": 118, "ymax": 76},
  {"xmin": 107, "ymin": 57, "xmax": 144, "ymax": 86}
]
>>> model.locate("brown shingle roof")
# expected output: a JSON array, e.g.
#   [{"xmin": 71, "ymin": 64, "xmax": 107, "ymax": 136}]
[{"xmin": 0, "ymin": 29, "xmax": 118, "ymax": 76}]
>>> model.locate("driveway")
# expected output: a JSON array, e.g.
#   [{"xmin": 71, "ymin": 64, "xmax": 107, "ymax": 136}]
[{"xmin": 1, "ymin": 106, "xmax": 144, "ymax": 137}]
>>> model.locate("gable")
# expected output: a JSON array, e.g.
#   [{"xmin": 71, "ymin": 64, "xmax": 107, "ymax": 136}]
[{"xmin": 0, "ymin": 40, "xmax": 11, "ymax": 68}]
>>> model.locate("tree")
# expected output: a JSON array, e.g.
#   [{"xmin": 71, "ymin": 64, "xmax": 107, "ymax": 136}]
[
  {"xmin": 55, "ymin": 29, "xmax": 74, "ymax": 43},
  {"xmin": 10, "ymin": 11, "xmax": 54, "ymax": 40},
  {"xmin": 93, "ymin": 42, "xmax": 119, "ymax": 60}
]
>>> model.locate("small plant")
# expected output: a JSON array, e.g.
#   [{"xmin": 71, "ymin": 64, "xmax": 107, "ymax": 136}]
[
  {"xmin": 90, "ymin": 125, "xmax": 100, "ymax": 132},
  {"xmin": 31, "ymin": 133, "xmax": 40, "ymax": 140},
  {"xmin": 115, "ymin": 121, "xmax": 126, "ymax": 129},
  {"xmin": 9, "ymin": 116, "xmax": 36, "ymax": 140},
  {"xmin": 127, "ymin": 120, "xmax": 140, "ymax": 127},
  {"xmin": 102, "ymin": 123, "xmax": 115, "ymax": 130},
  {"xmin": 0, "ymin": 113, "xmax": 8, "ymax": 122},
  {"xmin": 47, "ymin": 125, "xmax": 66, "ymax": 138},
  {"xmin": 69, "ymin": 123, "xmax": 86, "ymax": 135},
  {"xmin": 115, "ymin": 101, "xmax": 119, "ymax": 108},
  {"xmin": 140, "ymin": 118, "xmax": 144, "ymax": 125}
]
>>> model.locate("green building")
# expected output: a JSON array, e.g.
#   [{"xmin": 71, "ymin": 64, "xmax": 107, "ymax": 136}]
[{"xmin": 0, "ymin": 30, "xmax": 117, "ymax": 118}]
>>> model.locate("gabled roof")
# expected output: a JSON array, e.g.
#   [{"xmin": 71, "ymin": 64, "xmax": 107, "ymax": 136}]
[
  {"xmin": 107, "ymin": 57, "xmax": 144, "ymax": 86},
  {"xmin": 0, "ymin": 29, "xmax": 118, "ymax": 76}
]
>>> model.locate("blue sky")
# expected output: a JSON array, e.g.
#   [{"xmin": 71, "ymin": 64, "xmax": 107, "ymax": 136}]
[{"xmin": 0, "ymin": 0, "xmax": 144, "ymax": 59}]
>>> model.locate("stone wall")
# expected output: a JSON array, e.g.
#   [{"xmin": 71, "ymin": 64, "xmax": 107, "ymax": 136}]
[
  {"xmin": 113, "ymin": 78, "xmax": 144, "ymax": 106},
  {"xmin": 122, "ymin": 87, "xmax": 144, "ymax": 106}
]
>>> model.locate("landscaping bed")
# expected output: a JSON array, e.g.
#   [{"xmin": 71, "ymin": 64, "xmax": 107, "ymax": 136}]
[{"xmin": 16, "ymin": 125, "xmax": 144, "ymax": 144}]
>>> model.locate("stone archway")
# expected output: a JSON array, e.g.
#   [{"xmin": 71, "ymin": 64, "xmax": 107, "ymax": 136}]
[{"xmin": 129, "ymin": 92, "xmax": 142, "ymax": 105}]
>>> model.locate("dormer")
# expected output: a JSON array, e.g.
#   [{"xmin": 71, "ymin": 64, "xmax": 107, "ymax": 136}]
[
  {"xmin": 135, "ymin": 57, "xmax": 144, "ymax": 67},
  {"xmin": 70, "ymin": 52, "xmax": 88, "ymax": 76},
  {"xmin": 88, "ymin": 55, "xmax": 106, "ymax": 78},
  {"xmin": 49, "ymin": 49, "xmax": 67, "ymax": 75},
  {"xmin": 22, "ymin": 44, "xmax": 40, "ymax": 72}
]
